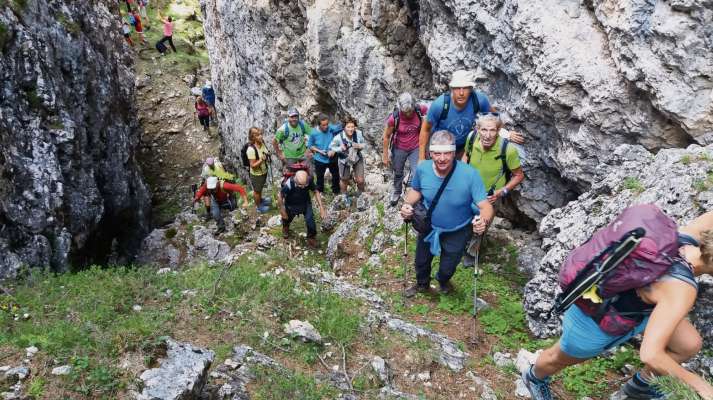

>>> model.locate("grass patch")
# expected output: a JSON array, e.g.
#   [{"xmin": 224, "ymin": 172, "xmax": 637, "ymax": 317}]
[
  {"xmin": 693, "ymin": 170, "xmax": 713, "ymax": 192},
  {"xmin": 559, "ymin": 346, "xmax": 641, "ymax": 397},
  {"xmin": 622, "ymin": 177, "xmax": 645, "ymax": 194},
  {"xmin": 164, "ymin": 227, "xmax": 178, "ymax": 239},
  {"xmin": 252, "ymin": 366, "xmax": 339, "ymax": 400},
  {"xmin": 23, "ymin": 87, "xmax": 42, "ymax": 110},
  {"xmin": 652, "ymin": 375, "xmax": 703, "ymax": 399},
  {"xmin": 56, "ymin": 13, "xmax": 81, "ymax": 35},
  {"xmin": 680, "ymin": 154, "xmax": 692, "ymax": 165}
]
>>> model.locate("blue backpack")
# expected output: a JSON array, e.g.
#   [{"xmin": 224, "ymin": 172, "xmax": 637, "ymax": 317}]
[{"xmin": 128, "ymin": 14, "xmax": 136, "ymax": 26}]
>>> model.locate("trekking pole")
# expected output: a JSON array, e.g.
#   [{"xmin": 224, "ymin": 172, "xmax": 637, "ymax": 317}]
[
  {"xmin": 470, "ymin": 216, "xmax": 483, "ymax": 346},
  {"xmin": 402, "ymin": 221, "xmax": 410, "ymax": 296},
  {"xmin": 190, "ymin": 183, "xmax": 198, "ymax": 214}
]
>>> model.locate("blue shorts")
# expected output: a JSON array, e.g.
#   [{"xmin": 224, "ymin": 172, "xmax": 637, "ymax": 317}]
[{"xmin": 559, "ymin": 305, "xmax": 649, "ymax": 359}]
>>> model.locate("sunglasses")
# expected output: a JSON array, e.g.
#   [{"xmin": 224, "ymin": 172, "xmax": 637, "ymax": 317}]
[{"xmin": 476, "ymin": 112, "xmax": 500, "ymax": 118}]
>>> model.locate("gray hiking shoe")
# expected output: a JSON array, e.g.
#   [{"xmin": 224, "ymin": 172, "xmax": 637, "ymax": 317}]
[
  {"xmin": 522, "ymin": 365, "xmax": 553, "ymax": 400},
  {"xmin": 619, "ymin": 373, "xmax": 666, "ymax": 399}
]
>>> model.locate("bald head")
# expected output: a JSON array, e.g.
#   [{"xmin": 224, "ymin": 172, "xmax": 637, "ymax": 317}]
[{"xmin": 295, "ymin": 170, "xmax": 309, "ymax": 186}]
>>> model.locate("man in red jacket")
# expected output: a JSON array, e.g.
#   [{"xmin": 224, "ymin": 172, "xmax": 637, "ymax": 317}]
[{"xmin": 193, "ymin": 176, "xmax": 249, "ymax": 234}]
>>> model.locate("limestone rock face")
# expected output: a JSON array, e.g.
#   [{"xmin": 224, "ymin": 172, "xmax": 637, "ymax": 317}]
[
  {"xmin": 0, "ymin": 1, "xmax": 150, "ymax": 277},
  {"xmin": 522, "ymin": 144, "xmax": 713, "ymax": 338},
  {"xmin": 201, "ymin": 0, "xmax": 712, "ymax": 222}
]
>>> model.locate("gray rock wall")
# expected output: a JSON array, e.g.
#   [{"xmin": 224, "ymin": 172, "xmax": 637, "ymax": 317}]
[
  {"xmin": 201, "ymin": 0, "xmax": 712, "ymax": 221},
  {"xmin": 0, "ymin": 0, "xmax": 150, "ymax": 277}
]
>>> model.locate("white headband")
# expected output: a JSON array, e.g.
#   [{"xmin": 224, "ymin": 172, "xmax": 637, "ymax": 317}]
[{"xmin": 429, "ymin": 145, "xmax": 456, "ymax": 152}]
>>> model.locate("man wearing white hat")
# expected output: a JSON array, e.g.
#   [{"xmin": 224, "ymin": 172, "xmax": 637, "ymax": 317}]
[{"xmin": 418, "ymin": 70, "xmax": 524, "ymax": 161}]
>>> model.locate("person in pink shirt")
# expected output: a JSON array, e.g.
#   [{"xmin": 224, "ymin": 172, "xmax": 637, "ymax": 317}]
[
  {"xmin": 157, "ymin": 11, "xmax": 176, "ymax": 53},
  {"xmin": 382, "ymin": 92, "xmax": 429, "ymax": 206}
]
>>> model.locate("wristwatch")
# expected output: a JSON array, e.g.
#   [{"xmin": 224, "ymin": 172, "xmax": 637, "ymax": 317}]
[{"xmin": 501, "ymin": 187, "xmax": 510, "ymax": 197}]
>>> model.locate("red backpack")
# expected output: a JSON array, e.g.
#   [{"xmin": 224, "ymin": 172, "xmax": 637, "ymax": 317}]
[
  {"xmin": 553, "ymin": 204, "xmax": 680, "ymax": 334},
  {"xmin": 281, "ymin": 161, "xmax": 310, "ymax": 185}
]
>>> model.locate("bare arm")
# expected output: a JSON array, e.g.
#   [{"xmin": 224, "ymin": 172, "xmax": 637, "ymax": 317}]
[
  {"xmin": 475, "ymin": 199, "xmax": 494, "ymax": 233},
  {"xmin": 314, "ymin": 191, "xmax": 325, "ymax": 218},
  {"xmin": 277, "ymin": 191, "xmax": 288, "ymax": 220},
  {"xmin": 490, "ymin": 167, "xmax": 525, "ymax": 203},
  {"xmin": 679, "ymin": 211, "xmax": 713, "ymax": 241},
  {"xmin": 418, "ymin": 120, "xmax": 432, "ymax": 161},
  {"xmin": 272, "ymin": 137, "xmax": 284, "ymax": 161},
  {"xmin": 383, "ymin": 125, "xmax": 394, "ymax": 166},
  {"xmin": 639, "ymin": 281, "xmax": 713, "ymax": 399},
  {"xmin": 399, "ymin": 189, "xmax": 423, "ymax": 220}
]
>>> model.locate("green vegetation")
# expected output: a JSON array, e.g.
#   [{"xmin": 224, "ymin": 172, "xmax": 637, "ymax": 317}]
[
  {"xmin": 253, "ymin": 366, "xmax": 339, "ymax": 400},
  {"xmin": 56, "ymin": 13, "xmax": 81, "ymax": 35},
  {"xmin": 23, "ymin": 87, "xmax": 42, "ymax": 110},
  {"xmin": 653, "ymin": 376, "xmax": 701, "ymax": 399},
  {"xmin": 693, "ymin": 170, "xmax": 713, "ymax": 192},
  {"xmin": 558, "ymin": 346, "xmax": 641, "ymax": 397},
  {"xmin": 680, "ymin": 155, "xmax": 692, "ymax": 165},
  {"xmin": 622, "ymin": 176, "xmax": 645, "ymax": 194},
  {"xmin": 164, "ymin": 227, "xmax": 178, "ymax": 239},
  {"xmin": 0, "ymin": 21, "xmax": 8, "ymax": 52}
]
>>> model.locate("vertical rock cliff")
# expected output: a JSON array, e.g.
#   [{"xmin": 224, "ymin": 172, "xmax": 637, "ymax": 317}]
[
  {"xmin": 201, "ymin": 0, "xmax": 712, "ymax": 221},
  {"xmin": 0, "ymin": 0, "xmax": 150, "ymax": 277}
]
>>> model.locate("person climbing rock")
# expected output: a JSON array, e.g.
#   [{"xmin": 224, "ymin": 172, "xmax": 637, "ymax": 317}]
[
  {"xmin": 278, "ymin": 170, "xmax": 325, "ymax": 248},
  {"xmin": 157, "ymin": 11, "xmax": 176, "ymax": 53},
  {"xmin": 330, "ymin": 117, "xmax": 366, "ymax": 199},
  {"xmin": 308, "ymin": 114, "xmax": 340, "ymax": 195},
  {"xmin": 400, "ymin": 130, "xmax": 493, "ymax": 297},
  {"xmin": 194, "ymin": 96, "xmax": 211, "ymax": 131},
  {"xmin": 198, "ymin": 157, "xmax": 227, "ymax": 218},
  {"xmin": 522, "ymin": 209, "xmax": 713, "ymax": 400},
  {"xmin": 202, "ymin": 81, "xmax": 216, "ymax": 122},
  {"xmin": 246, "ymin": 127, "xmax": 271, "ymax": 214},
  {"xmin": 273, "ymin": 107, "xmax": 311, "ymax": 168},
  {"xmin": 418, "ymin": 70, "xmax": 524, "ymax": 161},
  {"xmin": 383, "ymin": 92, "xmax": 427, "ymax": 206},
  {"xmin": 193, "ymin": 176, "xmax": 249, "ymax": 234}
]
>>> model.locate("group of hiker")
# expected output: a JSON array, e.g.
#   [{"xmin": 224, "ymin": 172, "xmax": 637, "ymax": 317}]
[
  {"xmin": 119, "ymin": 0, "xmax": 177, "ymax": 57},
  {"xmin": 188, "ymin": 68, "xmax": 713, "ymax": 399}
]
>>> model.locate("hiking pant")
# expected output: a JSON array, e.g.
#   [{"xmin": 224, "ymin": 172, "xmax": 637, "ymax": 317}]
[
  {"xmin": 210, "ymin": 196, "xmax": 236, "ymax": 229},
  {"xmin": 314, "ymin": 159, "xmax": 340, "ymax": 194},
  {"xmin": 158, "ymin": 35, "xmax": 176, "ymax": 52},
  {"xmin": 414, "ymin": 224, "xmax": 472, "ymax": 286},
  {"xmin": 392, "ymin": 147, "xmax": 418, "ymax": 196},
  {"xmin": 198, "ymin": 115, "xmax": 209, "ymax": 130},
  {"xmin": 283, "ymin": 205, "xmax": 316, "ymax": 238}
]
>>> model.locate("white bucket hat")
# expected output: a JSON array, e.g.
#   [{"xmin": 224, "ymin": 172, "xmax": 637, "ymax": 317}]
[
  {"xmin": 448, "ymin": 70, "xmax": 475, "ymax": 88},
  {"xmin": 206, "ymin": 176, "xmax": 218, "ymax": 189}
]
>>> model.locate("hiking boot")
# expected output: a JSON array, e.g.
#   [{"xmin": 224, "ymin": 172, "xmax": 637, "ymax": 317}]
[
  {"xmin": 282, "ymin": 225, "xmax": 290, "ymax": 239},
  {"xmin": 260, "ymin": 198, "xmax": 272, "ymax": 207},
  {"xmin": 306, "ymin": 237, "xmax": 318, "ymax": 248},
  {"xmin": 522, "ymin": 365, "xmax": 553, "ymax": 400},
  {"xmin": 389, "ymin": 193, "xmax": 400, "ymax": 207},
  {"xmin": 438, "ymin": 281, "xmax": 454, "ymax": 295},
  {"xmin": 620, "ymin": 373, "xmax": 666, "ymax": 399},
  {"xmin": 404, "ymin": 284, "xmax": 429, "ymax": 298},
  {"xmin": 257, "ymin": 205, "xmax": 270, "ymax": 214}
]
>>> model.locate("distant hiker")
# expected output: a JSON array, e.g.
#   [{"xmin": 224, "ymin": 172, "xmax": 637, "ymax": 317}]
[
  {"xmin": 273, "ymin": 107, "xmax": 311, "ymax": 167},
  {"xmin": 383, "ymin": 92, "xmax": 428, "ymax": 206},
  {"xmin": 245, "ymin": 127, "xmax": 271, "ymax": 213},
  {"xmin": 138, "ymin": 0, "xmax": 149, "ymax": 29},
  {"xmin": 157, "ymin": 11, "xmax": 176, "ymax": 53},
  {"xmin": 400, "ymin": 130, "xmax": 493, "ymax": 296},
  {"xmin": 418, "ymin": 70, "xmax": 524, "ymax": 160},
  {"xmin": 330, "ymin": 117, "xmax": 366, "ymax": 197},
  {"xmin": 523, "ymin": 207, "xmax": 713, "ymax": 400},
  {"xmin": 308, "ymin": 114, "xmax": 341, "ymax": 195},
  {"xmin": 130, "ymin": 10, "xmax": 146, "ymax": 45},
  {"xmin": 461, "ymin": 112, "xmax": 525, "ymax": 266},
  {"xmin": 194, "ymin": 96, "xmax": 211, "ymax": 131},
  {"xmin": 124, "ymin": 0, "xmax": 133, "ymax": 13},
  {"xmin": 278, "ymin": 170, "xmax": 326, "ymax": 248},
  {"xmin": 202, "ymin": 81, "xmax": 216, "ymax": 121},
  {"xmin": 193, "ymin": 176, "xmax": 249, "ymax": 234},
  {"xmin": 122, "ymin": 22, "xmax": 133, "ymax": 46}
]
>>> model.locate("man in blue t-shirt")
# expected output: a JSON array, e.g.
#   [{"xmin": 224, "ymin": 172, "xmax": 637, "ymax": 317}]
[
  {"xmin": 418, "ymin": 70, "xmax": 492, "ymax": 161},
  {"xmin": 308, "ymin": 114, "xmax": 341, "ymax": 194},
  {"xmin": 400, "ymin": 130, "xmax": 494, "ymax": 296}
]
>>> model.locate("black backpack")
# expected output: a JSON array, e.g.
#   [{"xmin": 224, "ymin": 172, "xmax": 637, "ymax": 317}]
[
  {"xmin": 240, "ymin": 143, "xmax": 258, "ymax": 168},
  {"xmin": 390, "ymin": 106, "xmax": 423, "ymax": 151},
  {"xmin": 465, "ymin": 131, "xmax": 512, "ymax": 193},
  {"xmin": 156, "ymin": 41, "xmax": 167, "ymax": 54}
]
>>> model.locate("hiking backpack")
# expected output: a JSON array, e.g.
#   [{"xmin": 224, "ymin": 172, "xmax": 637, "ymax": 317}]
[
  {"xmin": 240, "ymin": 143, "xmax": 258, "ymax": 168},
  {"xmin": 155, "ymin": 41, "xmax": 167, "ymax": 54},
  {"xmin": 128, "ymin": 14, "xmax": 137, "ymax": 26},
  {"xmin": 390, "ymin": 105, "xmax": 423, "ymax": 152},
  {"xmin": 281, "ymin": 160, "xmax": 311, "ymax": 184},
  {"xmin": 435, "ymin": 91, "xmax": 490, "ymax": 128},
  {"xmin": 553, "ymin": 204, "xmax": 681, "ymax": 335},
  {"xmin": 465, "ymin": 131, "xmax": 512, "ymax": 194}
]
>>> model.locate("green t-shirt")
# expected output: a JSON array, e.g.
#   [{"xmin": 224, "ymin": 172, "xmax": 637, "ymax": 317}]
[
  {"xmin": 465, "ymin": 134, "xmax": 521, "ymax": 191},
  {"xmin": 275, "ymin": 121, "xmax": 309, "ymax": 159},
  {"xmin": 246, "ymin": 143, "xmax": 269, "ymax": 176}
]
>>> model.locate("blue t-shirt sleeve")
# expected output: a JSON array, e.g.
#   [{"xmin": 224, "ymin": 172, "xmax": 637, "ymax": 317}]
[
  {"xmin": 412, "ymin": 164, "xmax": 423, "ymax": 191},
  {"xmin": 476, "ymin": 91, "xmax": 491, "ymax": 113},
  {"xmin": 307, "ymin": 131, "xmax": 316, "ymax": 148},
  {"xmin": 426, "ymin": 95, "xmax": 444, "ymax": 126},
  {"xmin": 470, "ymin": 169, "xmax": 487, "ymax": 214}
]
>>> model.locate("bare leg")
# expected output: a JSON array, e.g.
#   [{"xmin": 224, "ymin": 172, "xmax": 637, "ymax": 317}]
[{"xmin": 534, "ymin": 340, "xmax": 586, "ymax": 378}]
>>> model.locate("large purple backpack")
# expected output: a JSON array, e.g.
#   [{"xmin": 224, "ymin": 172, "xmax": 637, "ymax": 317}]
[{"xmin": 554, "ymin": 204, "xmax": 679, "ymax": 335}]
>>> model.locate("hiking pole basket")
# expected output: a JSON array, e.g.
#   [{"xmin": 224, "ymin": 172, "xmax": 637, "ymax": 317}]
[{"xmin": 552, "ymin": 228, "xmax": 645, "ymax": 315}]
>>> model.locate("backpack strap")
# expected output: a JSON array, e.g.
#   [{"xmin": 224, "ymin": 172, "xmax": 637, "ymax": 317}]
[
  {"xmin": 390, "ymin": 108, "xmax": 400, "ymax": 152},
  {"xmin": 495, "ymin": 138, "xmax": 512, "ymax": 183},
  {"xmin": 465, "ymin": 131, "xmax": 477, "ymax": 164},
  {"xmin": 299, "ymin": 120, "xmax": 307, "ymax": 136},
  {"xmin": 278, "ymin": 122, "xmax": 289, "ymax": 144},
  {"xmin": 438, "ymin": 93, "xmax": 450, "ymax": 126}
]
